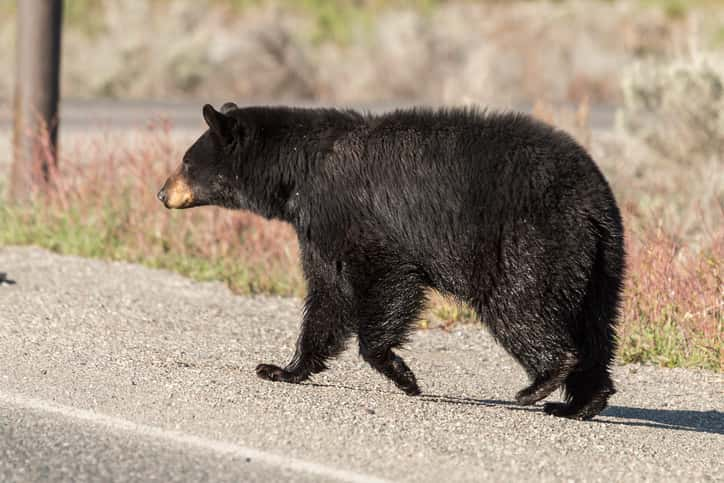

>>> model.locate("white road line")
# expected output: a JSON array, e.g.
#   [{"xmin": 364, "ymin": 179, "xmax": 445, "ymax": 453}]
[{"xmin": 0, "ymin": 390, "xmax": 390, "ymax": 483}]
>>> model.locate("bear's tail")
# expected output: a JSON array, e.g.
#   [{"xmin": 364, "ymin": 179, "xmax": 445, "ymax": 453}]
[{"xmin": 579, "ymin": 213, "xmax": 626, "ymax": 372}]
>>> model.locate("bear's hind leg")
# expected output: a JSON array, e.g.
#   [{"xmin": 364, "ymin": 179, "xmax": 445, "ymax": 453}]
[
  {"xmin": 515, "ymin": 351, "xmax": 578, "ymax": 405},
  {"xmin": 544, "ymin": 231, "xmax": 622, "ymax": 419},
  {"xmin": 481, "ymin": 307, "xmax": 578, "ymax": 406}
]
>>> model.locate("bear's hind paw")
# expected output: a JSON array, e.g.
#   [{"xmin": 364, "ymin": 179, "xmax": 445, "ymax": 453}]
[{"xmin": 543, "ymin": 400, "xmax": 607, "ymax": 420}]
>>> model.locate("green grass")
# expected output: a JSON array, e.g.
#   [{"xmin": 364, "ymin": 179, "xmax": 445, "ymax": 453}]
[
  {"xmin": 0, "ymin": 204, "xmax": 302, "ymax": 296},
  {"xmin": 619, "ymin": 319, "xmax": 720, "ymax": 369}
]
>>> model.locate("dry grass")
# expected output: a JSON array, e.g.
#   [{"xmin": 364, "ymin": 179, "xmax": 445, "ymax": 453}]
[
  {"xmin": 1, "ymin": 121, "xmax": 720, "ymax": 371},
  {"xmin": 620, "ymin": 220, "xmax": 722, "ymax": 370}
]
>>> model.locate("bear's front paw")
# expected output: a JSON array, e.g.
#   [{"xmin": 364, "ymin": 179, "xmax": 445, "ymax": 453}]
[
  {"xmin": 515, "ymin": 386, "xmax": 541, "ymax": 406},
  {"xmin": 255, "ymin": 363, "xmax": 287, "ymax": 381}
]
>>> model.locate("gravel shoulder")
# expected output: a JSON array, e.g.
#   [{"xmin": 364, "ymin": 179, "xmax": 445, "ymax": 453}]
[{"xmin": 0, "ymin": 246, "xmax": 722, "ymax": 482}]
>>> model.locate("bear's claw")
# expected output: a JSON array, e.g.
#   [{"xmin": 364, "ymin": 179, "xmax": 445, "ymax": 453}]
[
  {"xmin": 255, "ymin": 363, "xmax": 291, "ymax": 382},
  {"xmin": 402, "ymin": 383, "xmax": 422, "ymax": 396}
]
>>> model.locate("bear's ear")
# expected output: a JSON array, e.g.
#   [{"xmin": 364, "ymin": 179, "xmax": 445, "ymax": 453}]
[
  {"xmin": 220, "ymin": 102, "xmax": 238, "ymax": 114},
  {"xmin": 203, "ymin": 104, "xmax": 237, "ymax": 143}
]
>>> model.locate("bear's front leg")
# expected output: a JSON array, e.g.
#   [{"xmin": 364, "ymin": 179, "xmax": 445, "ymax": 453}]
[
  {"xmin": 355, "ymin": 266, "xmax": 428, "ymax": 396},
  {"xmin": 256, "ymin": 260, "xmax": 354, "ymax": 385}
]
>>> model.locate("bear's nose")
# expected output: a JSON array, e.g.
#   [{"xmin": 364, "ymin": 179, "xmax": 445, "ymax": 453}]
[{"xmin": 157, "ymin": 188, "xmax": 167, "ymax": 204}]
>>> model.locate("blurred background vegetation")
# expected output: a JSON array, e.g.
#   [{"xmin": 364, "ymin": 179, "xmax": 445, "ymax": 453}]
[{"xmin": 2, "ymin": 0, "xmax": 724, "ymax": 103}]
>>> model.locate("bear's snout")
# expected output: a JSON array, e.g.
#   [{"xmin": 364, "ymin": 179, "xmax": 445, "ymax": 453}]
[{"xmin": 157, "ymin": 171, "xmax": 195, "ymax": 209}]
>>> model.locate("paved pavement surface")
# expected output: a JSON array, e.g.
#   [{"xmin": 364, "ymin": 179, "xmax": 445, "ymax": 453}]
[{"xmin": 0, "ymin": 247, "xmax": 722, "ymax": 482}]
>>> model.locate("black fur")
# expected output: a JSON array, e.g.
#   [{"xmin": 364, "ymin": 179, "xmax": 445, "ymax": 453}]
[{"xmin": 163, "ymin": 104, "xmax": 626, "ymax": 420}]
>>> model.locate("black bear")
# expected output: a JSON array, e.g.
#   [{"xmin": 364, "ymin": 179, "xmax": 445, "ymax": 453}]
[{"xmin": 158, "ymin": 103, "xmax": 625, "ymax": 420}]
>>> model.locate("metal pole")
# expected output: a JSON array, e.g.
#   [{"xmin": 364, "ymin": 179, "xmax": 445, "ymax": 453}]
[{"xmin": 10, "ymin": 0, "xmax": 63, "ymax": 201}]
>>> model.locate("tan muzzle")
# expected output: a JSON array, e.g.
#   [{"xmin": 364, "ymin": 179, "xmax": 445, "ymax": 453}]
[{"xmin": 157, "ymin": 168, "xmax": 194, "ymax": 209}]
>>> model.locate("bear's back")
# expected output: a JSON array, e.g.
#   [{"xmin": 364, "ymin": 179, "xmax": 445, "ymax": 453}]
[
  {"xmin": 311, "ymin": 107, "xmax": 618, "ymax": 294},
  {"xmin": 333, "ymin": 107, "xmax": 608, "ymax": 233}
]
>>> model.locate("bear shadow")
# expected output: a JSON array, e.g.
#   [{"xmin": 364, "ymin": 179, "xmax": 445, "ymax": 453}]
[
  {"xmin": 422, "ymin": 394, "xmax": 724, "ymax": 435},
  {"xmin": 595, "ymin": 405, "xmax": 724, "ymax": 435},
  {"xmin": 424, "ymin": 395, "xmax": 724, "ymax": 435},
  {"xmin": 304, "ymin": 382, "xmax": 723, "ymax": 435}
]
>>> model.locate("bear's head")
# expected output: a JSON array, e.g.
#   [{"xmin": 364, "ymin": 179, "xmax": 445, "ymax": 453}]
[{"xmin": 157, "ymin": 102, "xmax": 243, "ymax": 210}]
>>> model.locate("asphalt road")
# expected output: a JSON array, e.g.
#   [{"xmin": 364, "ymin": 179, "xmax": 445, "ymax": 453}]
[
  {"xmin": 0, "ymin": 98, "xmax": 617, "ymax": 131},
  {"xmin": 0, "ymin": 247, "xmax": 722, "ymax": 482}
]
